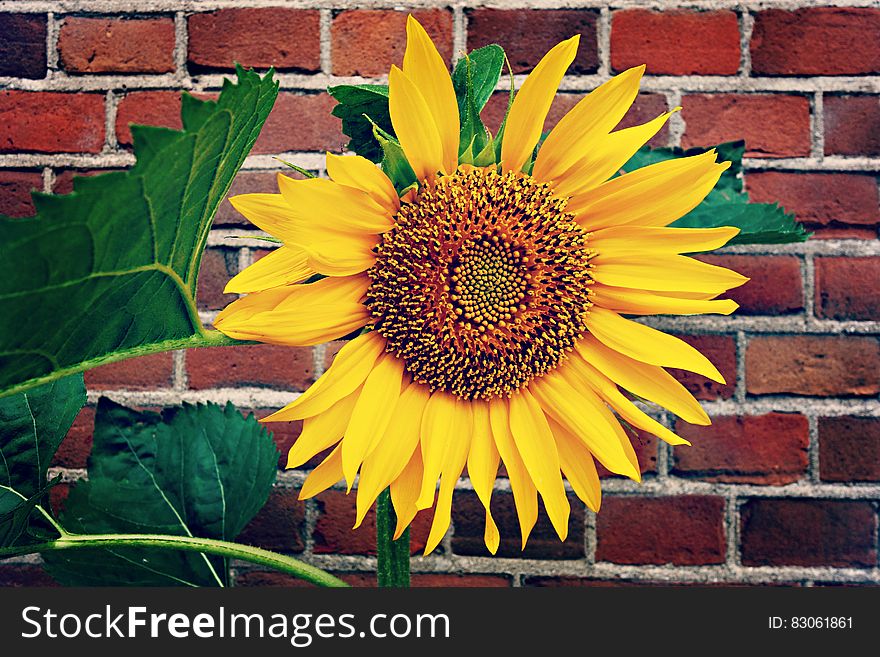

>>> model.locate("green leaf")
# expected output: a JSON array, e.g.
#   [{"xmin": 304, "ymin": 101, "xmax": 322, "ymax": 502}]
[
  {"xmin": 373, "ymin": 123, "xmax": 417, "ymax": 192},
  {"xmin": 622, "ymin": 140, "xmax": 810, "ymax": 244},
  {"xmin": 0, "ymin": 374, "xmax": 86, "ymax": 546},
  {"xmin": 0, "ymin": 66, "xmax": 278, "ymax": 399},
  {"xmin": 453, "ymin": 45, "xmax": 504, "ymax": 163},
  {"xmin": 43, "ymin": 398, "xmax": 279, "ymax": 586},
  {"xmin": 329, "ymin": 84, "xmax": 392, "ymax": 163}
]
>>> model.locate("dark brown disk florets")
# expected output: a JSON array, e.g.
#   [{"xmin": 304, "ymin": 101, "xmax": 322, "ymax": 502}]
[{"xmin": 365, "ymin": 166, "xmax": 595, "ymax": 399}]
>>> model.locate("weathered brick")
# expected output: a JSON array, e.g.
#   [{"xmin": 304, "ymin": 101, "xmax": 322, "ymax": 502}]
[
  {"xmin": 331, "ymin": 9, "xmax": 453, "ymax": 76},
  {"xmin": 746, "ymin": 171, "xmax": 880, "ymax": 237},
  {"xmin": 815, "ymin": 257, "xmax": 880, "ymax": 321},
  {"xmin": 698, "ymin": 255, "xmax": 803, "ymax": 316},
  {"xmin": 84, "ymin": 352, "xmax": 174, "ymax": 390},
  {"xmin": 740, "ymin": 499, "xmax": 877, "ymax": 567},
  {"xmin": 197, "ymin": 248, "xmax": 238, "ymax": 311},
  {"xmin": 0, "ymin": 91, "xmax": 105, "ymax": 153},
  {"xmin": 596, "ymin": 496, "xmax": 726, "ymax": 565},
  {"xmin": 824, "ymin": 96, "xmax": 880, "ymax": 157},
  {"xmin": 237, "ymin": 489, "xmax": 306, "ymax": 553},
  {"xmin": 451, "ymin": 490, "xmax": 585, "ymax": 559},
  {"xmin": 467, "ymin": 9, "xmax": 599, "ymax": 74},
  {"xmin": 819, "ymin": 416, "xmax": 880, "ymax": 483},
  {"xmin": 253, "ymin": 93, "xmax": 346, "ymax": 154},
  {"xmin": 53, "ymin": 406, "xmax": 95, "ymax": 469},
  {"xmin": 681, "ymin": 94, "xmax": 811, "ymax": 158},
  {"xmin": 59, "ymin": 17, "xmax": 175, "ymax": 74},
  {"xmin": 187, "ymin": 344, "xmax": 314, "ymax": 391},
  {"xmin": 746, "ymin": 336, "xmax": 880, "ymax": 397},
  {"xmin": 188, "ymin": 9, "xmax": 320, "ymax": 72},
  {"xmin": 611, "ymin": 10, "xmax": 740, "ymax": 75},
  {"xmin": 0, "ymin": 13, "xmax": 47, "ymax": 78},
  {"xmin": 596, "ymin": 429, "xmax": 658, "ymax": 478},
  {"xmin": 673, "ymin": 413, "xmax": 809, "ymax": 485},
  {"xmin": 0, "ymin": 169, "xmax": 41, "ymax": 217},
  {"xmin": 312, "ymin": 489, "xmax": 432, "ymax": 556},
  {"xmin": 115, "ymin": 91, "xmax": 182, "ymax": 147},
  {"xmin": 669, "ymin": 334, "xmax": 737, "ymax": 400},
  {"xmin": 751, "ymin": 8, "xmax": 880, "ymax": 76}
]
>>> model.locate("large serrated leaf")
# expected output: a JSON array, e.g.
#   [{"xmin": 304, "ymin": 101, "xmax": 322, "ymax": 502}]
[
  {"xmin": 329, "ymin": 84, "xmax": 392, "ymax": 163},
  {"xmin": 43, "ymin": 398, "xmax": 279, "ymax": 586},
  {"xmin": 0, "ymin": 375, "xmax": 85, "ymax": 546},
  {"xmin": 0, "ymin": 67, "xmax": 279, "ymax": 399}
]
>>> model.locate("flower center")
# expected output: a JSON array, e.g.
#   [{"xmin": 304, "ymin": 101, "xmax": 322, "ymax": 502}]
[{"xmin": 366, "ymin": 166, "xmax": 595, "ymax": 399}]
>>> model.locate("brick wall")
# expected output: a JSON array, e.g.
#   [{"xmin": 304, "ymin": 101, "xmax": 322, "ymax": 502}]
[{"xmin": 1, "ymin": 0, "xmax": 878, "ymax": 588}]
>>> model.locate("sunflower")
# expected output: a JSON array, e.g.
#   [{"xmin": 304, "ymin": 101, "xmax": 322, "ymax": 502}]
[{"xmin": 215, "ymin": 16, "xmax": 747, "ymax": 555}]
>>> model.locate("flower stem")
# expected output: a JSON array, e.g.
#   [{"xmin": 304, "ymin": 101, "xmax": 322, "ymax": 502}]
[
  {"xmin": 376, "ymin": 489, "xmax": 410, "ymax": 588},
  {"xmin": 0, "ymin": 533, "xmax": 348, "ymax": 588}
]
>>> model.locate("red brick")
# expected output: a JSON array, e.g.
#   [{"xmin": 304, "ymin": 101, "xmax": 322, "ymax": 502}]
[
  {"xmin": 187, "ymin": 344, "xmax": 313, "ymax": 392},
  {"xmin": 740, "ymin": 499, "xmax": 877, "ymax": 567},
  {"xmin": 59, "ymin": 17, "xmax": 174, "ymax": 74},
  {"xmin": 751, "ymin": 8, "xmax": 880, "ymax": 76},
  {"xmin": 53, "ymin": 406, "xmax": 95, "ymax": 469},
  {"xmin": 234, "ymin": 571, "xmax": 318, "ymax": 587},
  {"xmin": 197, "ymin": 248, "xmax": 238, "ymax": 311},
  {"xmin": 824, "ymin": 96, "xmax": 880, "ymax": 157},
  {"xmin": 467, "ymin": 9, "xmax": 598, "ymax": 74},
  {"xmin": 669, "ymin": 334, "xmax": 737, "ymax": 400},
  {"xmin": 115, "ymin": 91, "xmax": 182, "ymax": 147},
  {"xmin": 188, "ymin": 9, "xmax": 320, "ymax": 72},
  {"xmin": 815, "ymin": 257, "xmax": 880, "ymax": 321},
  {"xmin": 596, "ymin": 429, "xmax": 658, "ymax": 478},
  {"xmin": 681, "ymin": 94, "xmax": 810, "ymax": 158},
  {"xmin": 746, "ymin": 336, "xmax": 880, "ymax": 397},
  {"xmin": 819, "ymin": 416, "xmax": 880, "ymax": 483},
  {"xmin": 0, "ymin": 91, "xmax": 104, "ymax": 153},
  {"xmin": 451, "ymin": 490, "xmax": 585, "ymax": 559},
  {"xmin": 596, "ymin": 496, "xmax": 726, "ymax": 565},
  {"xmin": 0, "ymin": 13, "xmax": 47, "ymax": 78},
  {"xmin": 84, "ymin": 352, "xmax": 173, "ymax": 390},
  {"xmin": 746, "ymin": 171, "xmax": 880, "ymax": 236},
  {"xmin": 312, "ymin": 489, "xmax": 432, "ymax": 556},
  {"xmin": 698, "ymin": 255, "xmax": 803, "ymax": 316},
  {"xmin": 0, "ymin": 169, "xmax": 41, "ymax": 217},
  {"xmin": 411, "ymin": 574, "xmax": 511, "ymax": 587},
  {"xmin": 0, "ymin": 565, "xmax": 58, "ymax": 587},
  {"xmin": 611, "ymin": 10, "xmax": 740, "ymax": 75},
  {"xmin": 253, "ymin": 93, "xmax": 346, "ymax": 154},
  {"xmin": 673, "ymin": 413, "xmax": 809, "ymax": 485},
  {"xmin": 49, "ymin": 482, "xmax": 70, "ymax": 516},
  {"xmin": 237, "ymin": 489, "xmax": 305, "ymax": 552},
  {"xmin": 331, "ymin": 9, "xmax": 452, "ymax": 76}
]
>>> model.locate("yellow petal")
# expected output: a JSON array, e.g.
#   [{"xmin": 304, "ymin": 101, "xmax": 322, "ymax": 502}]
[
  {"xmin": 466, "ymin": 400, "xmax": 500, "ymax": 554},
  {"xmin": 488, "ymin": 397, "xmax": 538, "ymax": 549},
  {"xmin": 262, "ymin": 331, "xmax": 386, "ymax": 421},
  {"xmin": 388, "ymin": 65, "xmax": 443, "ymax": 182},
  {"xmin": 590, "ymin": 253, "xmax": 749, "ymax": 295},
  {"xmin": 548, "ymin": 417, "xmax": 601, "ymax": 512},
  {"xmin": 552, "ymin": 110, "xmax": 677, "ymax": 198},
  {"xmin": 286, "ymin": 386, "xmax": 361, "ymax": 469},
  {"xmin": 500, "ymin": 36, "xmax": 579, "ymax": 173},
  {"xmin": 530, "ymin": 373, "xmax": 640, "ymax": 480},
  {"xmin": 302, "ymin": 236, "xmax": 377, "ymax": 277},
  {"xmin": 214, "ymin": 275, "xmax": 371, "ymax": 346},
  {"xmin": 325, "ymin": 152, "xmax": 400, "ymax": 213},
  {"xmin": 424, "ymin": 402, "xmax": 471, "ymax": 555},
  {"xmin": 576, "ymin": 334, "xmax": 710, "ymax": 426},
  {"xmin": 356, "ymin": 382, "xmax": 431, "ymax": 528},
  {"xmin": 508, "ymin": 388, "xmax": 569, "ymax": 541},
  {"xmin": 299, "ymin": 444, "xmax": 343, "ymax": 500},
  {"xmin": 277, "ymin": 174, "xmax": 392, "ymax": 234},
  {"xmin": 592, "ymin": 284, "xmax": 739, "ymax": 317},
  {"xmin": 402, "ymin": 15, "xmax": 459, "ymax": 175},
  {"xmin": 584, "ymin": 306, "xmax": 725, "ymax": 383},
  {"xmin": 533, "ymin": 65, "xmax": 644, "ymax": 183},
  {"xmin": 590, "ymin": 225, "xmax": 740, "ymax": 256},
  {"xmin": 390, "ymin": 446, "xmax": 423, "ymax": 539},
  {"xmin": 570, "ymin": 150, "xmax": 729, "ymax": 229},
  {"xmin": 342, "ymin": 353, "xmax": 406, "ymax": 490},
  {"xmin": 228, "ymin": 193, "xmax": 296, "ymax": 242},
  {"xmin": 417, "ymin": 391, "xmax": 468, "ymax": 509},
  {"xmin": 224, "ymin": 246, "xmax": 313, "ymax": 294}
]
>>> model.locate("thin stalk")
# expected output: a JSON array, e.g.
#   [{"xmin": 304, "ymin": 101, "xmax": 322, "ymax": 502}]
[
  {"xmin": 0, "ymin": 533, "xmax": 348, "ymax": 588},
  {"xmin": 376, "ymin": 489, "xmax": 410, "ymax": 588}
]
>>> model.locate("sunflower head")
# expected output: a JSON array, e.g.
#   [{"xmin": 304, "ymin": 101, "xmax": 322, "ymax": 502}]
[{"xmin": 215, "ymin": 15, "xmax": 747, "ymax": 556}]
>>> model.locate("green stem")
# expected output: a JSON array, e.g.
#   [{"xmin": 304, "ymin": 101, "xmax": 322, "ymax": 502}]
[
  {"xmin": 376, "ymin": 489, "xmax": 410, "ymax": 588},
  {"xmin": 0, "ymin": 533, "xmax": 348, "ymax": 588}
]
